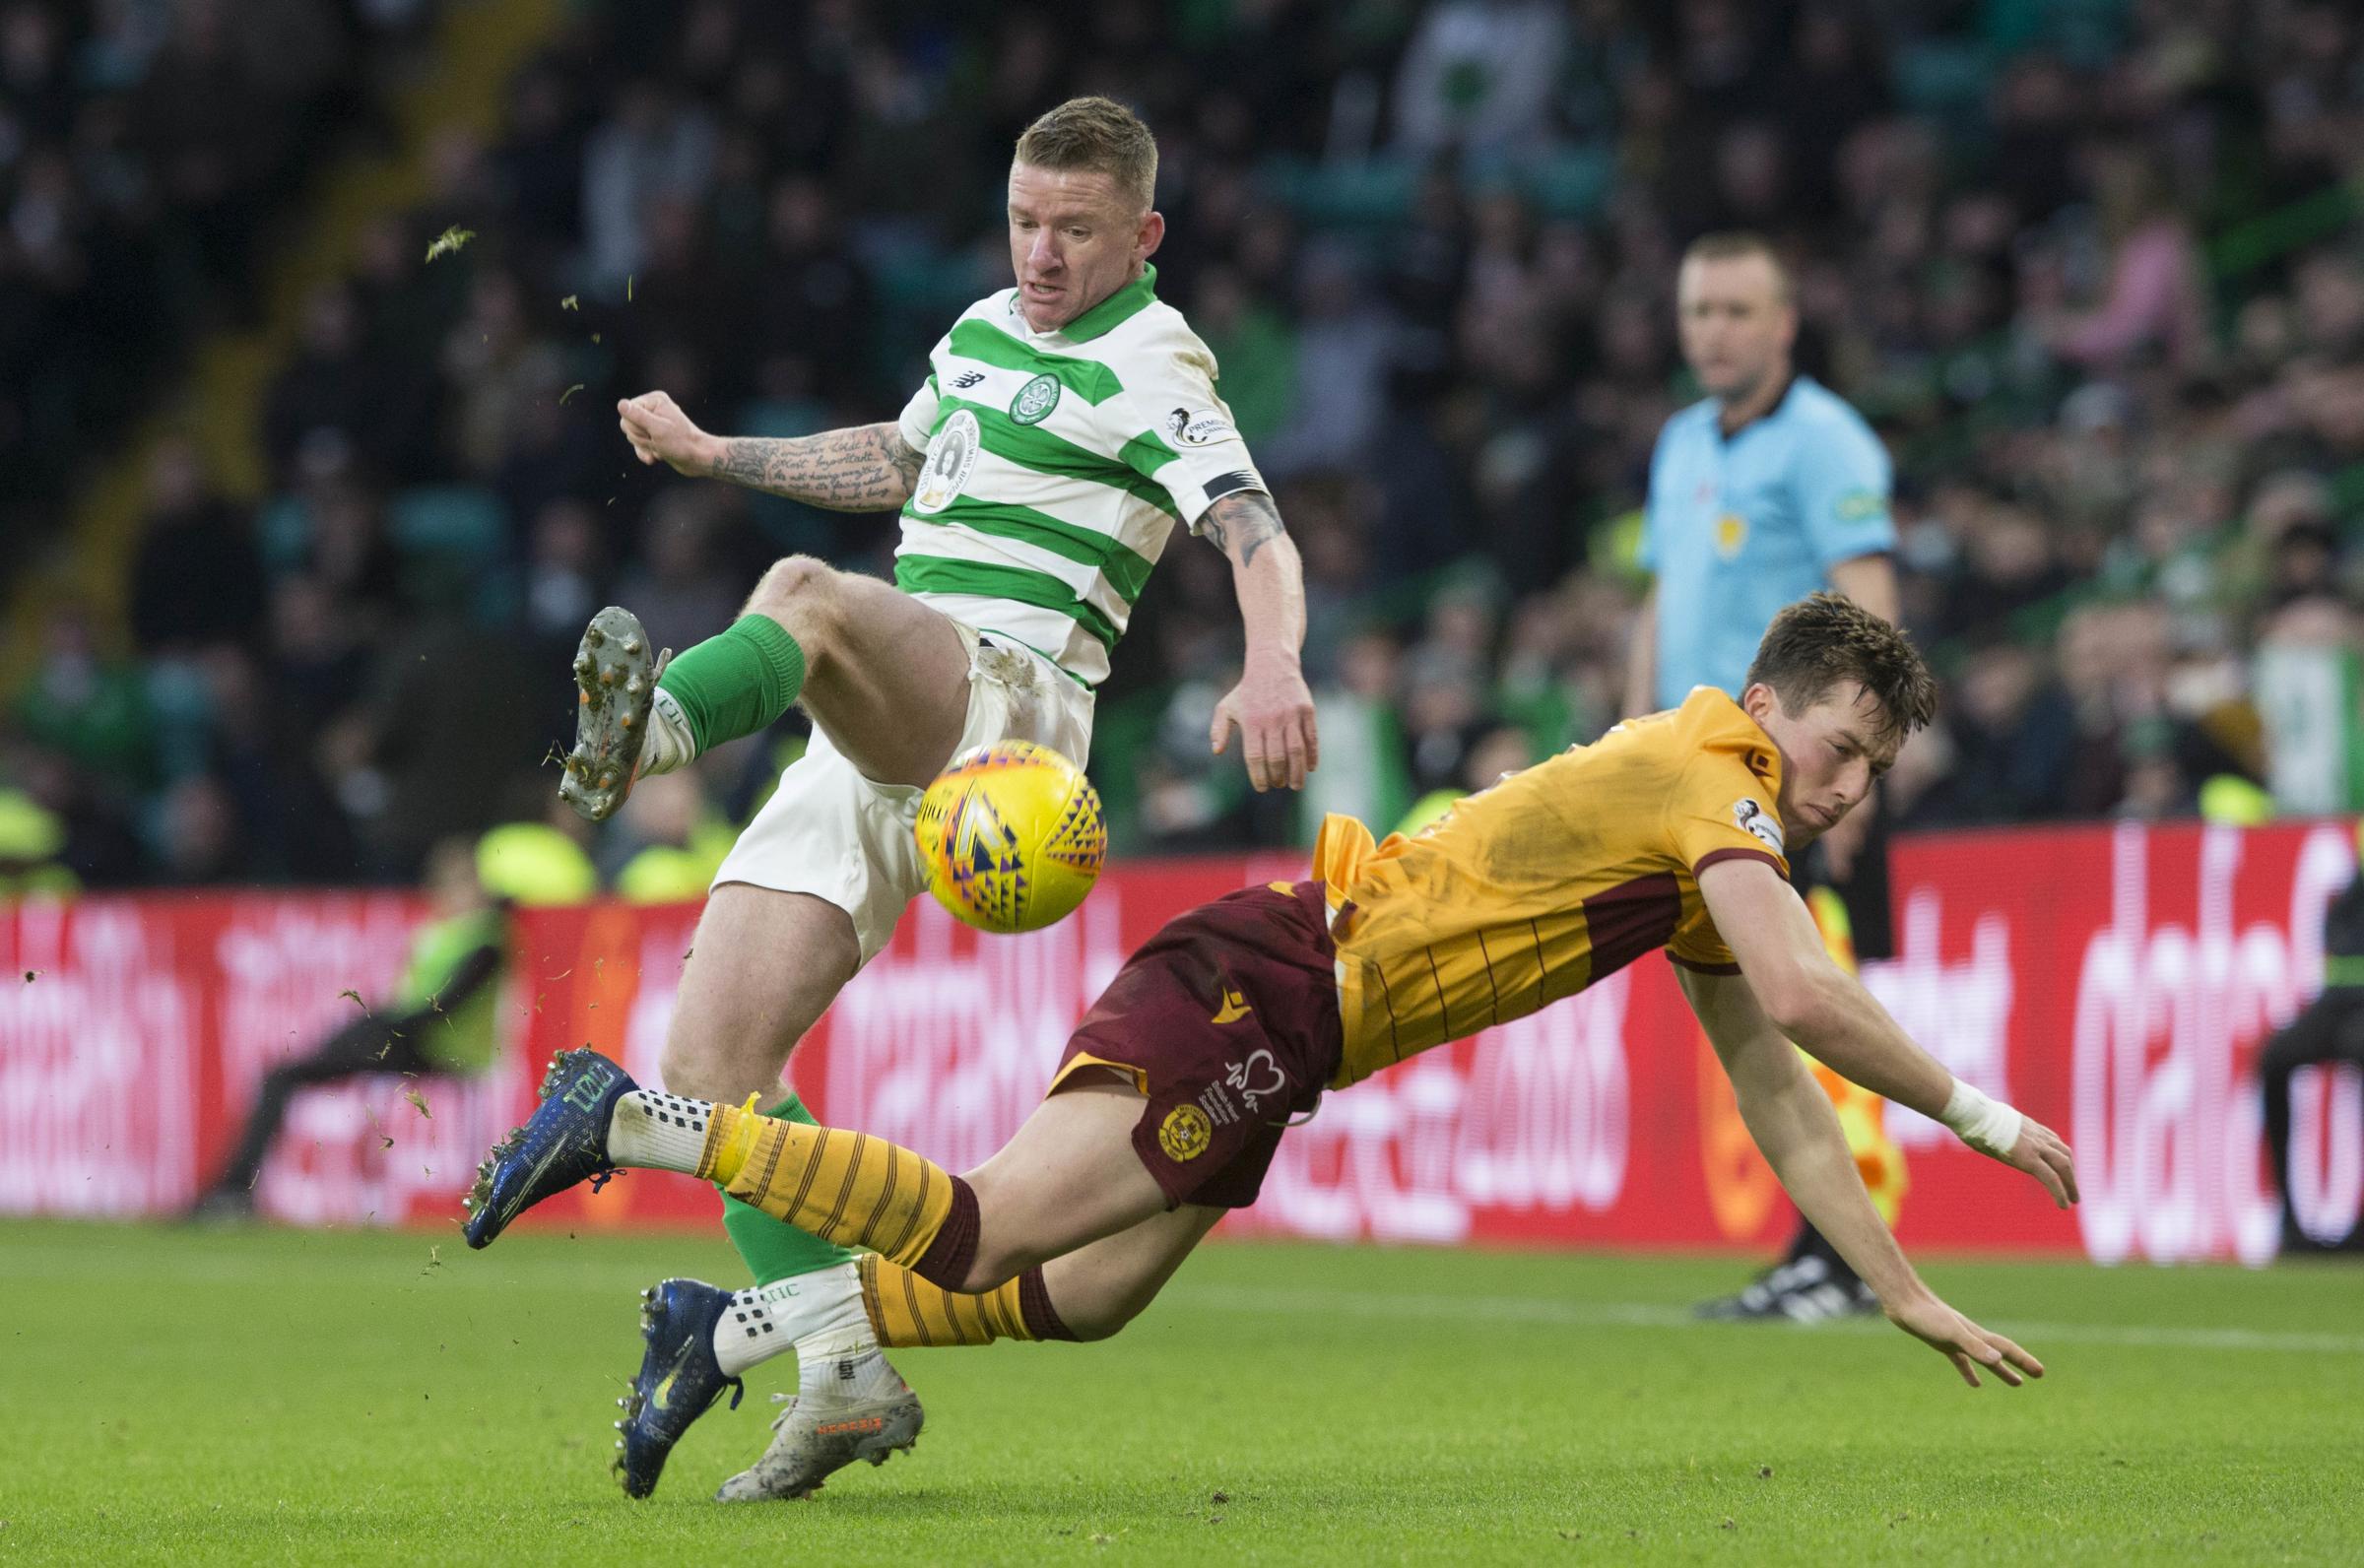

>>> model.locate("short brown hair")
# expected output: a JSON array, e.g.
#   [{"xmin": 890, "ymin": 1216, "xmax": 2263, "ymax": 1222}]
[
  {"xmin": 1681, "ymin": 231, "xmax": 1795, "ymax": 304},
  {"xmin": 1744, "ymin": 592, "xmax": 1937, "ymax": 744},
  {"xmin": 1014, "ymin": 97, "xmax": 1157, "ymax": 213}
]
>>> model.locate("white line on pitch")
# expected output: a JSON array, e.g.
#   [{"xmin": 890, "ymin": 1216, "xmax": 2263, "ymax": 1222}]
[
  {"xmin": 1167, "ymin": 1284, "xmax": 2364, "ymax": 1355},
  {"xmin": 9, "ymin": 1235, "xmax": 2358, "ymax": 1353}
]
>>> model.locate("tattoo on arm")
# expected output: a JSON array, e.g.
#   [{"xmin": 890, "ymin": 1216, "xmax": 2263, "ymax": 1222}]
[
  {"xmin": 710, "ymin": 423, "xmax": 926, "ymax": 512},
  {"xmin": 1200, "ymin": 491, "xmax": 1288, "ymax": 568}
]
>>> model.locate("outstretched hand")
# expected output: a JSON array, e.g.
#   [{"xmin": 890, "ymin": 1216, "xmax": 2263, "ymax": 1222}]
[
  {"xmin": 1211, "ymin": 661, "xmax": 1319, "ymax": 792},
  {"xmin": 1885, "ymin": 1291, "xmax": 2046, "ymax": 1389},
  {"xmin": 617, "ymin": 390, "xmax": 719, "ymax": 476},
  {"xmin": 1998, "ymin": 1115, "xmax": 2080, "ymax": 1209}
]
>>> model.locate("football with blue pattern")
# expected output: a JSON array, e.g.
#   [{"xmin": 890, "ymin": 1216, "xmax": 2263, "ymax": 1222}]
[{"xmin": 915, "ymin": 741, "xmax": 1105, "ymax": 933}]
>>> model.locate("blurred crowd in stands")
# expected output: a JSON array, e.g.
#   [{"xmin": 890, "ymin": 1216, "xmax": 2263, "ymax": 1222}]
[
  {"xmin": 4, "ymin": 0, "xmax": 2363, "ymax": 892},
  {"xmin": 0, "ymin": 0, "xmax": 434, "ymax": 562}
]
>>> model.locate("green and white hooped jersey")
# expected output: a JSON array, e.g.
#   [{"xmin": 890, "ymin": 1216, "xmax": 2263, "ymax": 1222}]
[{"xmin": 893, "ymin": 264, "xmax": 1266, "ymax": 686}]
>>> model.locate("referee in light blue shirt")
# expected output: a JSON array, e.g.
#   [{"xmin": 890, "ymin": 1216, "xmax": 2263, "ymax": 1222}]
[
  {"xmin": 1624, "ymin": 231, "xmax": 1903, "ymax": 1323},
  {"xmin": 1626, "ymin": 234, "xmax": 1899, "ymax": 714}
]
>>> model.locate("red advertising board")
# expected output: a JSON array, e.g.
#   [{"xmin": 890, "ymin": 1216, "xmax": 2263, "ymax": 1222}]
[
  {"xmin": 4, "ymin": 821, "xmax": 2357, "ymax": 1260},
  {"xmin": 0, "ymin": 891, "xmax": 515, "ymax": 1225},
  {"xmin": 1866, "ymin": 819, "xmax": 2364, "ymax": 1264}
]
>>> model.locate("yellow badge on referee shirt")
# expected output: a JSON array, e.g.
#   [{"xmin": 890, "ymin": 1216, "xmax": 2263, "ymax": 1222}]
[{"xmin": 1715, "ymin": 513, "xmax": 1748, "ymax": 558}]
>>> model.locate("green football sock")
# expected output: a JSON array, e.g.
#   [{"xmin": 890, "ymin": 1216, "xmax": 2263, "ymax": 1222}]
[
  {"xmin": 656, "ymin": 615, "xmax": 806, "ymax": 755},
  {"xmin": 721, "ymin": 1092, "xmax": 861, "ymax": 1285}
]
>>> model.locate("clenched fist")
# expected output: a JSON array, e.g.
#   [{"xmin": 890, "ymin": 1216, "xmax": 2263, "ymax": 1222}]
[{"xmin": 617, "ymin": 391, "xmax": 721, "ymax": 477}]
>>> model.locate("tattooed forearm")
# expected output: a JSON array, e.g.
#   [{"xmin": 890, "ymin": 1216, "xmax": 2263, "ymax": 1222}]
[
  {"xmin": 710, "ymin": 423, "xmax": 925, "ymax": 511},
  {"xmin": 1201, "ymin": 490, "xmax": 1288, "ymax": 568},
  {"xmin": 1215, "ymin": 487, "xmax": 1307, "ymax": 669}
]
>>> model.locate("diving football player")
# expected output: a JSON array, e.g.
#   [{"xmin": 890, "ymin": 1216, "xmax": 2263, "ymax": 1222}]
[{"xmin": 472, "ymin": 594, "xmax": 2077, "ymax": 1472}]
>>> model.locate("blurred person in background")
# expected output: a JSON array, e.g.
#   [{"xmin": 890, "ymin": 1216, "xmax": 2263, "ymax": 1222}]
[
  {"xmin": 13, "ymin": 602, "xmax": 160, "ymax": 801},
  {"xmin": 612, "ymin": 488, "xmax": 742, "ymax": 661},
  {"xmin": 604, "ymin": 768, "xmax": 734, "ymax": 903},
  {"xmin": 0, "ymin": 789, "xmax": 77, "ymax": 899},
  {"xmin": 1623, "ymin": 231, "xmax": 1907, "ymax": 1323},
  {"xmin": 127, "ymin": 436, "xmax": 265, "ymax": 659},
  {"xmin": 187, "ymin": 828, "xmax": 592, "ymax": 1220},
  {"xmin": 2031, "ymin": 148, "xmax": 2207, "ymax": 379},
  {"xmin": 1395, "ymin": 721, "xmax": 1537, "ymax": 838},
  {"xmin": 2258, "ymin": 820, "xmax": 2364, "ymax": 1255},
  {"xmin": 1299, "ymin": 626, "xmax": 1413, "ymax": 843}
]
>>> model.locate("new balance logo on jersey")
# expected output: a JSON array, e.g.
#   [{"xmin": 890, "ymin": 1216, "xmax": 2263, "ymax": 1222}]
[{"xmin": 950, "ymin": 371, "xmax": 985, "ymax": 389}]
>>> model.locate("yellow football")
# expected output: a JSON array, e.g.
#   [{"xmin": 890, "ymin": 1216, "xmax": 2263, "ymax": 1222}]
[{"xmin": 914, "ymin": 741, "xmax": 1105, "ymax": 934}]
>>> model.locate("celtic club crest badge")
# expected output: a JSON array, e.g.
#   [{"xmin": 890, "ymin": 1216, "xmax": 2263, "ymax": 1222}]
[{"xmin": 1009, "ymin": 372, "xmax": 1061, "ymax": 425}]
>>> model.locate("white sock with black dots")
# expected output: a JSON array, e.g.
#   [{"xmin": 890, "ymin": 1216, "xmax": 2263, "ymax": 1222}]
[
  {"xmin": 605, "ymin": 1089, "xmax": 716, "ymax": 1175},
  {"xmin": 712, "ymin": 1262, "xmax": 873, "ymax": 1379},
  {"xmin": 798, "ymin": 1340, "xmax": 906, "ymax": 1404}
]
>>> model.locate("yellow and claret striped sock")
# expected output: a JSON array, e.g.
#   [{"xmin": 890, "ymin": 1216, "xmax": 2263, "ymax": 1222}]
[
  {"xmin": 857, "ymin": 1256, "xmax": 1076, "ymax": 1346},
  {"xmin": 698, "ymin": 1103, "xmax": 981, "ymax": 1287}
]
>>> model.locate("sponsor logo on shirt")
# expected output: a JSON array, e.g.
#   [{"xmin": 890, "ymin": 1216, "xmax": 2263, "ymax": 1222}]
[
  {"xmin": 950, "ymin": 370, "xmax": 985, "ymax": 390},
  {"xmin": 1732, "ymin": 798, "xmax": 1785, "ymax": 855},
  {"xmin": 1222, "ymin": 1048, "xmax": 1288, "ymax": 1114},
  {"xmin": 1715, "ymin": 513, "xmax": 1748, "ymax": 558},
  {"xmin": 1834, "ymin": 489, "xmax": 1886, "ymax": 522},
  {"xmin": 1164, "ymin": 407, "xmax": 1235, "ymax": 447}
]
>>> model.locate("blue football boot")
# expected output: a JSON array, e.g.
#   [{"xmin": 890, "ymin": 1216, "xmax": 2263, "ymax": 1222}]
[
  {"xmin": 462, "ymin": 1048, "xmax": 633, "ymax": 1249},
  {"xmin": 614, "ymin": 1278, "xmax": 745, "ymax": 1499}
]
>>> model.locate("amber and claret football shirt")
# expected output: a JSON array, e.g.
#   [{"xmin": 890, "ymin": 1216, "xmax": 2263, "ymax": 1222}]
[{"xmin": 1313, "ymin": 686, "xmax": 1793, "ymax": 1087}]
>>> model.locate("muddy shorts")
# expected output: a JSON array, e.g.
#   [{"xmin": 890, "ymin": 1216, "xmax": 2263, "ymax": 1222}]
[{"xmin": 1050, "ymin": 880, "xmax": 1344, "ymax": 1209}]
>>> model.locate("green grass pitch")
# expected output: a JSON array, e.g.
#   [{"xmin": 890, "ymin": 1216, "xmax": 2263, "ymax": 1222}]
[{"xmin": 2, "ymin": 1219, "xmax": 2357, "ymax": 1565}]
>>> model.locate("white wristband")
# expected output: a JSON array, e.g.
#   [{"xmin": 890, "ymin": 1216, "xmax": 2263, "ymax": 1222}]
[{"xmin": 1940, "ymin": 1078, "xmax": 2023, "ymax": 1159}]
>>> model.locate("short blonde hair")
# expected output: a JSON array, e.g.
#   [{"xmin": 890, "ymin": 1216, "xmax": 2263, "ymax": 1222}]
[
  {"xmin": 1014, "ymin": 97, "xmax": 1157, "ymax": 213},
  {"xmin": 1682, "ymin": 231, "xmax": 1795, "ymax": 304}
]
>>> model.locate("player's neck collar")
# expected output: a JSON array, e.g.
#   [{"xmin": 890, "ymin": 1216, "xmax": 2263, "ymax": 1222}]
[
  {"xmin": 1054, "ymin": 264, "xmax": 1159, "ymax": 344},
  {"xmin": 1716, "ymin": 370, "xmax": 1800, "ymax": 440}
]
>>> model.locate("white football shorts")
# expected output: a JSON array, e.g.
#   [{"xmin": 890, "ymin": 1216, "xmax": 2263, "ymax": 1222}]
[{"xmin": 710, "ymin": 621, "xmax": 1096, "ymax": 963}]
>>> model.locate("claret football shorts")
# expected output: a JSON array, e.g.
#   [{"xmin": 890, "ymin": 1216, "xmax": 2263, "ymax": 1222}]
[{"xmin": 1051, "ymin": 880, "xmax": 1345, "ymax": 1209}]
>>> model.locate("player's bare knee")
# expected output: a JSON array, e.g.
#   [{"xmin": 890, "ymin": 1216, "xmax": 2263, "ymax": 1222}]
[
  {"xmin": 1047, "ymin": 1292, "xmax": 1142, "ymax": 1342},
  {"xmin": 958, "ymin": 1237, "xmax": 1040, "ymax": 1295},
  {"xmin": 656, "ymin": 1032, "xmax": 757, "ymax": 1104},
  {"xmin": 745, "ymin": 555, "xmax": 841, "ymax": 659},
  {"xmin": 749, "ymin": 554, "xmax": 833, "ymax": 608},
  {"xmin": 655, "ymin": 1035, "xmax": 718, "ymax": 1100}
]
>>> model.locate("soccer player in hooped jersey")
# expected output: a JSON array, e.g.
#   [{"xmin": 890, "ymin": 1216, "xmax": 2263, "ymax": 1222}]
[
  {"xmin": 473, "ymin": 595, "xmax": 2082, "ymax": 1466},
  {"xmin": 524, "ymin": 97, "xmax": 1320, "ymax": 1500}
]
